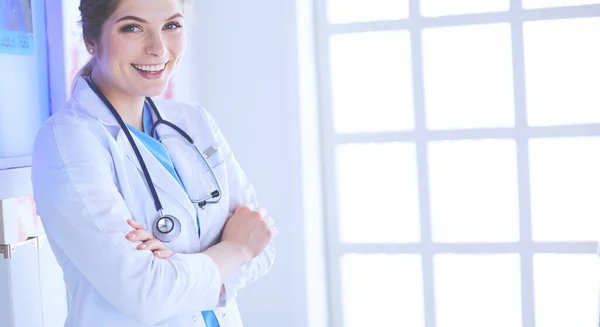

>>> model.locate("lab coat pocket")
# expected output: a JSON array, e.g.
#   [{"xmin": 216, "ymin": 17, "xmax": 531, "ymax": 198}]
[
  {"xmin": 198, "ymin": 142, "xmax": 225, "ymax": 175},
  {"xmin": 196, "ymin": 139, "xmax": 226, "ymax": 183}
]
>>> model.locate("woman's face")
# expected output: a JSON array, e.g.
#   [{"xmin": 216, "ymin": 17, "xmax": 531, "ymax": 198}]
[{"xmin": 91, "ymin": 0, "xmax": 186, "ymax": 97}]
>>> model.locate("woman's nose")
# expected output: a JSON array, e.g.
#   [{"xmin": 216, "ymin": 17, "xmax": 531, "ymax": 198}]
[{"xmin": 145, "ymin": 32, "xmax": 167, "ymax": 57}]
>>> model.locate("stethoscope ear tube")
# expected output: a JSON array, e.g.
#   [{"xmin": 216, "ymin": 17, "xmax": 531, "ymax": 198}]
[
  {"xmin": 84, "ymin": 77, "xmax": 222, "ymax": 243},
  {"xmin": 146, "ymin": 98, "xmax": 223, "ymax": 208},
  {"xmin": 84, "ymin": 77, "xmax": 165, "ymax": 215}
]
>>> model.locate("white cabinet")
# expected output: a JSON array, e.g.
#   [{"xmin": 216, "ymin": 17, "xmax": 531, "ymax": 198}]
[
  {"xmin": 0, "ymin": 236, "xmax": 67, "ymax": 327},
  {"xmin": 0, "ymin": 191, "xmax": 69, "ymax": 327},
  {"xmin": 0, "ymin": 238, "xmax": 44, "ymax": 327}
]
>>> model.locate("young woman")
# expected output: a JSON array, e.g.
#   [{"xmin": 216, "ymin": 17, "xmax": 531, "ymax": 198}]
[{"xmin": 31, "ymin": 1, "xmax": 275, "ymax": 326}]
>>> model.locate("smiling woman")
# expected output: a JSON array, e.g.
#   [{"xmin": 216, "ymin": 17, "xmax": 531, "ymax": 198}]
[
  {"xmin": 30, "ymin": 0, "xmax": 276, "ymax": 326},
  {"xmin": 73, "ymin": 0, "xmax": 187, "ymax": 130}
]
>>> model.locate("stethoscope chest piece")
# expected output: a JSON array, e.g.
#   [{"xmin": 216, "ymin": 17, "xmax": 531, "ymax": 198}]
[{"xmin": 153, "ymin": 214, "xmax": 182, "ymax": 243}]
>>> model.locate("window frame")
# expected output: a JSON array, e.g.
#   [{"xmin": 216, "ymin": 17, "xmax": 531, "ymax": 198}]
[{"xmin": 314, "ymin": 1, "xmax": 600, "ymax": 326}]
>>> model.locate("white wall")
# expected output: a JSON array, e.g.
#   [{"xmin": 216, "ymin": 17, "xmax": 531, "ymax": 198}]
[{"xmin": 174, "ymin": 1, "xmax": 328, "ymax": 326}]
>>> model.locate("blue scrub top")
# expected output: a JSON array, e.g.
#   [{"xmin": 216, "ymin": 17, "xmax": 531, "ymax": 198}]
[
  {"xmin": 127, "ymin": 103, "xmax": 201, "ymax": 236},
  {"xmin": 126, "ymin": 103, "xmax": 220, "ymax": 327}
]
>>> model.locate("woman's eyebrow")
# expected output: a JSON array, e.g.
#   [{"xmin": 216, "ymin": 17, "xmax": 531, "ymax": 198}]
[
  {"xmin": 165, "ymin": 13, "xmax": 183, "ymax": 21},
  {"xmin": 115, "ymin": 13, "xmax": 183, "ymax": 24},
  {"xmin": 116, "ymin": 15, "xmax": 146, "ymax": 23}
]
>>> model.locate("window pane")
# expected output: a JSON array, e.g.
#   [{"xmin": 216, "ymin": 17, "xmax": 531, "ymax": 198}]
[
  {"xmin": 523, "ymin": 0, "xmax": 600, "ymax": 9},
  {"xmin": 330, "ymin": 31, "xmax": 414, "ymax": 133},
  {"xmin": 421, "ymin": 0, "xmax": 509, "ymax": 17},
  {"xmin": 524, "ymin": 18, "xmax": 600, "ymax": 126},
  {"xmin": 327, "ymin": 0, "xmax": 409, "ymax": 24},
  {"xmin": 422, "ymin": 24, "xmax": 514, "ymax": 130},
  {"xmin": 429, "ymin": 140, "xmax": 519, "ymax": 242},
  {"xmin": 529, "ymin": 137, "xmax": 600, "ymax": 241},
  {"xmin": 336, "ymin": 143, "xmax": 420, "ymax": 243},
  {"xmin": 341, "ymin": 254, "xmax": 424, "ymax": 327},
  {"xmin": 434, "ymin": 254, "xmax": 522, "ymax": 327},
  {"xmin": 534, "ymin": 254, "xmax": 600, "ymax": 327}
]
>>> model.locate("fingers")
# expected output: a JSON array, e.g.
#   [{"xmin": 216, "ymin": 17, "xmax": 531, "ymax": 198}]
[
  {"xmin": 126, "ymin": 219, "xmax": 144, "ymax": 229},
  {"xmin": 263, "ymin": 215, "xmax": 274, "ymax": 227},
  {"xmin": 136, "ymin": 238, "xmax": 174, "ymax": 259},
  {"xmin": 126, "ymin": 219, "xmax": 154, "ymax": 241},
  {"xmin": 126, "ymin": 228, "xmax": 154, "ymax": 242},
  {"xmin": 238, "ymin": 205, "xmax": 274, "ymax": 230},
  {"xmin": 133, "ymin": 234, "xmax": 175, "ymax": 259},
  {"xmin": 234, "ymin": 203, "xmax": 266, "ymax": 213},
  {"xmin": 233, "ymin": 203, "xmax": 253, "ymax": 214},
  {"xmin": 137, "ymin": 238, "xmax": 165, "ymax": 251},
  {"xmin": 260, "ymin": 214, "xmax": 277, "ymax": 239},
  {"xmin": 233, "ymin": 204, "xmax": 268, "ymax": 217},
  {"xmin": 125, "ymin": 220, "xmax": 174, "ymax": 258},
  {"xmin": 153, "ymin": 249, "xmax": 174, "ymax": 259},
  {"xmin": 262, "ymin": 215, "xmax": 277, "ymax": 238},
  {"xmin": 256, "ymin": 207, "xmax": 268, "ymax": 218}
]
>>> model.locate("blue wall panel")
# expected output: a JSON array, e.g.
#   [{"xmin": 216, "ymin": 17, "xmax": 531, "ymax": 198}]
[{"xmin": 0, "ymin": 1, "xmax": 50, "ymax": 168}]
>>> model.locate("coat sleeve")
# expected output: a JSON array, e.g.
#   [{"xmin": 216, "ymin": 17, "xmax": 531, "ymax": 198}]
[
  {"xmin": 201, "ymin": 108, "xmax": 276, "ymax": 306},
  {"xmin": 31, "ymin": 115, "xmax": 222, "ymax": 326}
]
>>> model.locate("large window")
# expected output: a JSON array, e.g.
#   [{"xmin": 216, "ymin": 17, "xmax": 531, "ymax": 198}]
[{"xmin": 316, "ymin": 1, "xmax": 600, "ymax": 326}]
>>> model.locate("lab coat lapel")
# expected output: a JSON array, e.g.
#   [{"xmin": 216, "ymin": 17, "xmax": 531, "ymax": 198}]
[
  {"xmin": 73, "ymin": 78, "xmax": 196, "ymax": 222},
  {"xmin": 115, "ymin": 130, "xmax": 196, "ymax": 221},
  {"xmin": 153, "ymin": 125, "xmax": 202, "ymax": 201}
]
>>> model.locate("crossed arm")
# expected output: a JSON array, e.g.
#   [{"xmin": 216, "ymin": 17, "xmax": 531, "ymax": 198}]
[
  {"xmin": 124, "ymin": 145, "xmax": 276, "ymax": 306},
  {"xmin": 124, "ymin": 204, "xmax": 276, "ymax": 302}
]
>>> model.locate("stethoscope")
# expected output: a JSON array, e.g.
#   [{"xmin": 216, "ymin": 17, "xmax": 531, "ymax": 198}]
[{"xmin": 84, "ymin": 77, "xmax": 222, "ymax": 242}]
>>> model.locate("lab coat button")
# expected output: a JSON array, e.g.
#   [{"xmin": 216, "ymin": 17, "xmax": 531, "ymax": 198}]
[
  {"xmin": 192, "ymin": 315, "xmax": 198, "ymax": 322},
  {"xmin": 222, "ymin": 312, "xmax": 226, "ymax": 317}
]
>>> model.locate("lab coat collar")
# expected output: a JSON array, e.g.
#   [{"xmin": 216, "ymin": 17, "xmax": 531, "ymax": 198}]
[
  {"xmin": 72, "ymin": 77, "xmax": 196, "ymax": 225},
  {"xmin": 71, "ymin": 76, "xmax": 183, "ymax": 127}
]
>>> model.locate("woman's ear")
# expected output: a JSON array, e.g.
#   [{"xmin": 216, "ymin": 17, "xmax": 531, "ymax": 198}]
[{"xmin": 84, "ymin": 38, "xmax": 96, "ymax": 56}]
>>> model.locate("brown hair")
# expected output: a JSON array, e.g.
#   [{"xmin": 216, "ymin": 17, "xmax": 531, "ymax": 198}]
[{"xmin": 71, "ymin": 0, "xmax": 120, "ymax": 91}]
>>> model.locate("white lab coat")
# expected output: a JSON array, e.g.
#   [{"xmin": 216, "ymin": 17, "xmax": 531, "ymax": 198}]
[{"xmin": 31, "ymin": 78, "xmax": 275, "ymax": 327}]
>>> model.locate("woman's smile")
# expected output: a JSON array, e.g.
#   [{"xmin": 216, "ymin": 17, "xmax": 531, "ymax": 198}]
[{"xmin": 131, "ymin": 62, "xmax": 168, "ymax": 79}]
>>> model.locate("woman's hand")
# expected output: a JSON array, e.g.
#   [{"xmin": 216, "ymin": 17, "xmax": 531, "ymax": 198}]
[
  {"xmin": 220, "ymin": 204, "xmax": 276, "ymax": 264},
  {"xmin": 126, "ymin": 220, "xmax": 174, "ymax": 259},
  {"xmin": 200, "ymin": 204, "xmax": 276, "ymax": 283}
]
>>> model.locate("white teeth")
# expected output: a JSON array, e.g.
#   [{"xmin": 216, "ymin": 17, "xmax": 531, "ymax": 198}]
[{"xmin": 133, "ymin": 63, "xmax": 166, "ymax": 72}]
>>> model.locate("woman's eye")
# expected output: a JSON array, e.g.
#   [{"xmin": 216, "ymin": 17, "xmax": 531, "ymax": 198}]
[
  {"xmin": 121, "ymin": 25, "xmax": 141, "ymax": 33},
  {"xmin": 164, "ymin": 22, "xmax": 182, "ymax": 30}
]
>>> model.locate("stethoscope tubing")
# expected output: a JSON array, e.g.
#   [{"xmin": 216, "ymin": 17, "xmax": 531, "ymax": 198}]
[{"xmin": 84, "ymin": 77, "xmax": 222, "ymax": 242}]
